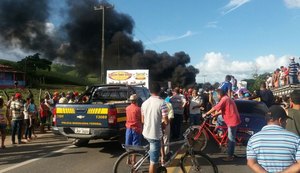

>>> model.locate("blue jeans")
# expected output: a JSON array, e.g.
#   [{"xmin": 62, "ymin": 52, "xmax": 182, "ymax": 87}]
[
  {"xmin": 215, "ymin": 115, "xmax": 225, "ymax": 134},
  {"xmin": 227, "ymin": 126, "xmax": 237, "ymax": 157},
  {"xmin": 25, "ymin": 119, "xmax": 33, "ymax": 139},
  {"xmin": 189, "ymin": 114, "xmax": 201, "ymax": 126},
  {"xmin": 146, "ymin": 138, "xmax": 161, "ymax": 164},
  {"xmin": 11, "ymin": 119, "xmax": 23, "ymax": 143},
  {"xmin": 289, "ymin": 75, "xmax": 299, "ymax": 84}
]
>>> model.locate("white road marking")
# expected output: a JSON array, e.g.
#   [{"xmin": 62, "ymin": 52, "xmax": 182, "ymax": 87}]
[{"xmin": 0, "ymin": 146, "xmax": 74, "ymax": 173}]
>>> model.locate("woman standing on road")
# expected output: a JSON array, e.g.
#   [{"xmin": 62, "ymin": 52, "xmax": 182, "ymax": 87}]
[
  {"xmin": 24, "ymin": 98, "xmax": 33, "ymax": 142},
  {"xmin": 0, "ymin": 97, "xmax": 8, "ymax": 148},
  {"xmin": 28, "ymin": 98, "xmax": 38, "ymax": 139}
]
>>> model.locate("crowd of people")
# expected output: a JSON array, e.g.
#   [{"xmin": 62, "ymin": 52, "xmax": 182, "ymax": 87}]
[
  {"xmin": 125, "ymin": 73, "xmax": 300, "ymax": 173},
  {"xmin": 1, "ymin": 72, "xmax": 299, "ymax": 172},
  {"xmin": 266, "ymin": 57, "xmax": 300, "ymax": 89},
  {"xmin": 0, "ymin": 90, "xmax": 82, "ymax": 148}
]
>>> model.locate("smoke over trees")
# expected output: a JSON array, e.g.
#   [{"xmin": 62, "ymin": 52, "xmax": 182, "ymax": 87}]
[{"xmin": 0, "ymin": 0, "xmax": 199, "ymax": 87}]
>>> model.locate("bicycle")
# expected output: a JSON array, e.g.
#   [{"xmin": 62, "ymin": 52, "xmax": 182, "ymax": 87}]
[
  {"xmin": 113, "ymin": 126, "xmax": 218, "ymax": 173},
  {"xmin": 191, "ymin": 115, "xmax": 254, "ymax": 152}
]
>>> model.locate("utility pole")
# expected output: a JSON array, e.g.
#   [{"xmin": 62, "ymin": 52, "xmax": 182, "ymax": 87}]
[
  {"xmin": 94, "ymin": 3, "xmax": 113, "ymax": 84},
  {"xmin": 201, "ymin": 74, "xmax": 207, "ymax": 83}
]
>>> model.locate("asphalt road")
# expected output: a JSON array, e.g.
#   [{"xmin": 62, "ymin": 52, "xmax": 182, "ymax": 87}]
[{"xmin": 0, "ymin": 132, "xmax": 253, "ymax": 173}]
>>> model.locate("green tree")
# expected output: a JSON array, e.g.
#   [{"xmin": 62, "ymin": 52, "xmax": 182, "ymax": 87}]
[
  {"xmin": 17, "ymin": 53, "xmax": 52, "ymax": 73},
  {"xmin": 243, "ymin": 72, "xmax": 271, "ymax": 92},
  {"xmin": 17, "ymin": 53, "xmax": 52, "ymax": 86}
]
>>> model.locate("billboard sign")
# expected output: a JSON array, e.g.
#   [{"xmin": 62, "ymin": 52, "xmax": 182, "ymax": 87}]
[{"xmin": 106, "ymin": 69, "xmax": 149, "ymax": 88}]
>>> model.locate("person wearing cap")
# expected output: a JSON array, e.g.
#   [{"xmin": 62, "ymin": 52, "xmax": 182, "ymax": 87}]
[
  {"xmin": 247, "ymin": 105, "xmax": 300, "ymax": 173},
  {"xmin": 10, "ymin": 93, "xmax": 24, "ymax": 144},
  {"xmin": 125, "ymin": 94, "xmax": 142, "ymax": 147},
  {"xmin": 286, "ymin": 90, "xmax": 300, "ymax": 136},
  {"xmin": 289, "ymin": 57, "xmax": 299, "ymax": 85},
  {"xmin": 125, "ymin": 94, "xmax": 142, "ymax": 165}
]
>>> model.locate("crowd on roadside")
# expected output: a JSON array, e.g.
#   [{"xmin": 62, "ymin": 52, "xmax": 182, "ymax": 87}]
[
  {"xmin": 266, "ymin": 57, "xmax": 300, "ymax": 89},
  {"xmin": 125, "ymin": 73, "xmax": 300, "ymax": 173},
  {"xmin": 0, "ymin": 90, "xmax": 82, "ymax": 149}
]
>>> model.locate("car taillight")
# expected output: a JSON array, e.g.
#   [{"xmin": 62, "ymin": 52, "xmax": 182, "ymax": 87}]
[
  {"xmin": 53, "ymin": 108, "xmax": 57, "ymax": 126},
  {"xmin": 108, "ymin": 108, "xmax": 117, "ymax": 125}
]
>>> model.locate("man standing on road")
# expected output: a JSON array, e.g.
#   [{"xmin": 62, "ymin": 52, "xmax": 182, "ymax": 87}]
[
  {"xmin": 169, "ymin": 87, "xmax": 186, "ymax": 140},
  {"xmin": 125, "ymin": 94, "xmax": 142, "ymax": 146},
  {"xmin": 203, "ymin": 89, "xmax": 240, "ymax": 161},
  {"xmin": 247, "ymin": 105, "xmax": 300, "ymax": 173},
  {"xmin": 286, "ymin": 90, "xmax": 300, "ymax": 136},
  {"xmin": 10, "ymin": 93, "xmax": 24, "ymax": 144},
  {"xmin": 141, "ymin": 82, "xmax": 169, "ymax": 173}
]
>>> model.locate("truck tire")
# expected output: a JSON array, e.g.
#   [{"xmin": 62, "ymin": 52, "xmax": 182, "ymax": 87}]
[{"xmin": 73, "ymin": 139, "xmax": 90, "ymax": 147}]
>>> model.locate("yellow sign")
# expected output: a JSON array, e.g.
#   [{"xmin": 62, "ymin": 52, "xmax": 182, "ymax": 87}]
[
  {"xmin": 108, "ymin": 72, "xmax": 132, "ymax": 81},
  {"xmin": 135, "ymin": 73, "xmax": 146, "ymax": 80}
]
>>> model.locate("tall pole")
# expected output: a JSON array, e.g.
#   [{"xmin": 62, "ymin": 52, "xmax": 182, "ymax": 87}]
[{"xmin": 94, "ymin": 4, "xmax": 113, "ymax": 84}]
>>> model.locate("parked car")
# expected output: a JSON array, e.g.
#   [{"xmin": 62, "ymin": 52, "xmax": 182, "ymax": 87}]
[
  {"xmin": 235, "ymin": 99, "xmax": 268, "ymax": 133},
  {"xmin": 235, "ymin": 99, "xmax": 268, "ymax": 144}
]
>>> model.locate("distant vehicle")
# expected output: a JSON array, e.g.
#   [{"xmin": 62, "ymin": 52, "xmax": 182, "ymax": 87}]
[
  {"xmin": 271, "ymin": 84, "xmax": 300, "ymax": 97},
  {"xmin": 52, "ymin": 84, "xmax": 150, "ymax": 147},
  {"xmin": 235, "ymin": 99, "xmax": 268, "ymax": 134}
]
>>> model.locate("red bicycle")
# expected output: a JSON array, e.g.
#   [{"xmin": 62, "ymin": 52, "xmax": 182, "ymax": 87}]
[{"xmin": 187, "ymin": 116, "xmax": 254, "ymax": 152}]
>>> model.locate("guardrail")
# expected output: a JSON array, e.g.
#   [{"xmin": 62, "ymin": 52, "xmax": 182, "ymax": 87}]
[{"xmin": 271, "ymin": 84, "xmax": 300, "ymax": 97}]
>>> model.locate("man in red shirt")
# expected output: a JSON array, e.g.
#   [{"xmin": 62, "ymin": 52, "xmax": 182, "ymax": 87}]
[
  {"xmin": 125, "ymin": 94, "xmax": 142, "ymax": 146},
  {"xmin": 203, "ymin": 89, "xmax": 241, "ymax": 161}
]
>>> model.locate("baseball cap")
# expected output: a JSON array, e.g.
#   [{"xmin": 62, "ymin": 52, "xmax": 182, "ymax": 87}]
[
  {"xmin": 128, "ymin": 94, "xmax": 137, "ymax": 101},
  {"xmin": 267, "ymin": 105, "xmax": 292, "ymax": 120},
  {"xmin": 15, "ymin": 93, "xmax": 22, "ymax": 99}
]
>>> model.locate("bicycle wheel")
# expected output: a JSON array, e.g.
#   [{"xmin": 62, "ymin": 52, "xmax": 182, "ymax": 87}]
[
  {"xmin": 180, "ymin": 151, "xmax": 218, "ymax": 173},
  {"xmin": 113, "ymin": 151, "xmax": 149, "ymax": 173},
  {"xmin": 188, "ymin": 127, "xmax": 208, "ymax": 152}
]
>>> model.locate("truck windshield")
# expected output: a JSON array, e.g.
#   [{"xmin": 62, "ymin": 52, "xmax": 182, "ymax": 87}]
[{"xmin": 92, "ymin": 89, "xmax": 128, "ymax": 101}]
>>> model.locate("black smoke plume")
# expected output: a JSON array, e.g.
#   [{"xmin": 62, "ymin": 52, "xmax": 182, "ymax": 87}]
[
  {"xmin": 0, "ymin": 0, "xmax": 58, "ymax": 59},
  {"xmin": 0, "ymin": 0, "xmax": 199, "ymax": 86}
]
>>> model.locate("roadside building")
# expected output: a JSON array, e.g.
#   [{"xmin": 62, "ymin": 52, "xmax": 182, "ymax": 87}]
[{"xmin": 0, "ymin": 64, "xmax": 25, "ymax": 88}]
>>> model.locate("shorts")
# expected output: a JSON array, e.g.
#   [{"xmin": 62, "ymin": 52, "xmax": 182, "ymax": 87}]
[
  {"xmin": 146, "ymin": 138, "xmax": 161, "ymax": 164},
  {"xmin": 125, "ymin": 128, "xmax": 142, "ymax": 146}
]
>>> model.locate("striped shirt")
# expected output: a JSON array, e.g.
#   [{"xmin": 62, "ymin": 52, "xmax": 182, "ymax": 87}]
[
  {"xmin": 141, "ymin": 96, "xmax": 168, "ymax": 140},
  {"xmin": 289, "ymin": 62, "xmax": 298, "ymax": 76},
  {"xmin": 247, "ymin": 125, "xmax": 300, "ymax": 173},
  {"xmin": 10, "ymin": 100, "xmax": 24, "ymax": 120}
]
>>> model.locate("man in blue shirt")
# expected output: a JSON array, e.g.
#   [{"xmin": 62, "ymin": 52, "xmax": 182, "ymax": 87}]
[
  {"xmin": 219, "ymin": 75, "xmax": 232, "ymax": 98},
  {"xmin": 247, "ymin": 105, "xmax": 300, "ymax": 173}
]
